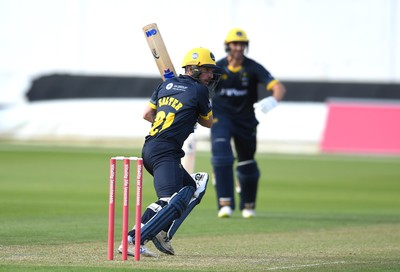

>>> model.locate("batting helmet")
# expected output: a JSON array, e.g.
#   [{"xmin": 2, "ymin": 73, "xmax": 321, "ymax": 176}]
[{"xmin": 181, "ymin": 47, "xmax": 217, "ymax": 68}]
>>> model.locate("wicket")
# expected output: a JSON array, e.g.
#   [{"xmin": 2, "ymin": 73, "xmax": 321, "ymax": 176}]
[{"xmin": 107, "ymin": 156, "xmax": 143, "ymax": 261}]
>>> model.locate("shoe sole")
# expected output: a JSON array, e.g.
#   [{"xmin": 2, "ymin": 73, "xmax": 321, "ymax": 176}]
[
  {"xmin": 118, "ymin": 248, "xmax": 134, "ymax": 257},
  {"xmin": 118, "ymin": 247, "xmax": 159, "ymax": 258},
  {"xmin": 142, "ymin": 251, "xmax": 159, "ymax": 258},
  {"xmin": 242, "ymin": 212, "xmax": 255, "ymax": 219},
  {"xmin": 152, "ymin": 237, "xmax": 175, "ymax": 255}
]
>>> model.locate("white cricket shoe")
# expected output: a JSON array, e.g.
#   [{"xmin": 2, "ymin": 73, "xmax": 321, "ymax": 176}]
[
  {"xmin": 152, "ymin": 230, "xmax": 175, "ymax": 255},
  {"xmin": 218, "ymin": 206, "xmax": 232, "ymax": 218},
  {"xmin": 235, "ymin": 181, "xmax": 241, "ymax": 193},
  {"xmin": 118, "ymin": 243, "xmax": 159, "ymax": 258},
  {"xmin": 242, "ymin": 209, "xmax": 256, "ymax": 219}
]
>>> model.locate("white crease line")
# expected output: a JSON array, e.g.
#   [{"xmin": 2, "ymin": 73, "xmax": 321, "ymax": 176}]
[{"xmin": 265, "ymin": 261, "xmax": 346, "ymax": 270}]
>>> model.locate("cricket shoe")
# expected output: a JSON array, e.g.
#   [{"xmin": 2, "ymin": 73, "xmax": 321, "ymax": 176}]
[
  {"xmin": 218, "ymin": 206, "xmax": 232, "ymax": 218},
  {"xmin": 242, "ymin": 209, "xmax": 255, "ymax": 219},
  {"xmin": 235, "ymin": 181, "xmax": 241, "ymax": 193},
  {"xmin": 118, "ymin": 243, "xmax": 159, "ymax": 258},
  {"xmin": 152, "ymin": 230, "xmax": 175, "ymax": 255}
]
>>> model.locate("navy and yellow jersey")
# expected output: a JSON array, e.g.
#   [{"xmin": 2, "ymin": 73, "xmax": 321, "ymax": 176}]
[
  {"xmin": 213, "ymin": 56, "xmax": 277, "ymax": 116},
  {"xmin": 145, "ymin": 75, "xmax": 212, "ymax": 147}
]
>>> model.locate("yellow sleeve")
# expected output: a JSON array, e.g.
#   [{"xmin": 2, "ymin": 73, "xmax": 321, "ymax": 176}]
[
  {"xmin": 199, "ymin": 110, "xmax": 213, "ymax": 120},
  {"xmin": 266, "ymin": 79, "xmax": 279, "ymax": 91},
  {"xmin": 149, "ymin": 101, "xmax": 157, "ymax": 109}
]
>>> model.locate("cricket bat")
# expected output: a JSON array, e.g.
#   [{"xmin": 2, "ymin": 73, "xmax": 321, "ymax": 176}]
[
  {"xmin": 142, "ymin": 23, "xmax": 196, "ymax": 173},
  {"xmin": 142, "ymin": 23, "xmax": 177, "ymax": 80}
]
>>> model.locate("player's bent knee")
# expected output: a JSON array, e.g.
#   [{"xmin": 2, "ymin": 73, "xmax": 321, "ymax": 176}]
[
  {"xmin": 169, "ymin": 186, "xmax": 195, "ymax": 216},
  {"xmin": 147, "ymin": 199, "xmax": 168, "ymax": 212},
  {"xmin": 212, "ymin": 139, "xmax": 234, "ymax": 164},
  {"xmin": 136, "ymin": 186, "xmax": 196, "ymax": 244},
  {"xmin": 212, "ymin": 155, "xmax": 234, "ymax": 166},
  {"xmin": 237, "ymin": 160, "xmax": 260, "ymax": 181}
]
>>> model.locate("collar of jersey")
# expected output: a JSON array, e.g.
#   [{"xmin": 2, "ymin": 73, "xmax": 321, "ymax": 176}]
[{"xmin": 227, "ymin": 65, "xmax": 242, "ymax": 73}]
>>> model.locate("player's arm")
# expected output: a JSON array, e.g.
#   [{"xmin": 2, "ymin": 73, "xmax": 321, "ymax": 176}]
[
  {"xmin": 254, "ymin": 62, "xmax": 286, "ymax": 113},
  {"xmin": 254, "ymin": 80, "xmax": 285, "ymax": 114},
  {"xmin": 268, "ymin": 80, "xmax": 286, "ymax": 101},
  {"xmin": 143, "ymin": 102, "xmax": 157, "ymax": 123},
  {"xmin": 197, "ymin": 111, "xmax": 213, "ymax": 128},
  {"xmin": 197, "ymin": 86, "xmax": 213, "ymax": 128}
]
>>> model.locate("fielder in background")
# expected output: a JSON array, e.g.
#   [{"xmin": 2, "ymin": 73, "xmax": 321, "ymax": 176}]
[
  {"xmin": 120, "ymin": 47, "xmax": 220, "ymax": 257},
  {"xmin": 211, "ymin": 28, "xmax": 286, "ymax": 219}
]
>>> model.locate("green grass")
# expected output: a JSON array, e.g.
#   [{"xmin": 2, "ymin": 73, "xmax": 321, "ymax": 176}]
[{"xmin": 0, "ymin": 142, "xmax": 399, "ymax": 271}]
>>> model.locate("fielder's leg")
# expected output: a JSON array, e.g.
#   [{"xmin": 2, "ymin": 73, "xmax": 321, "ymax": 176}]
[
  {"xmin": 233, "ymin": 118, "xmax": 259, "ymax": 218},
  {"xmin": 237, "ymin": 160, "xmax": 260, "ymax": 215},
  {"xmin": 212, "ymin": 140, "xmax": 235, "ymax": 215},
  {"xmin": 211, "ymin": 113, "xmax": 235, "ymax": 217}
]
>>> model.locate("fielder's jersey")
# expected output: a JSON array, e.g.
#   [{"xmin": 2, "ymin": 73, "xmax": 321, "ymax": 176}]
[
  {"xmin": 213, "ymin": 56, "xmax": 277, "ymax": 116},
  {"xmin": 145, "ymin": 75, "xmax": 212, "ymax": 147}
]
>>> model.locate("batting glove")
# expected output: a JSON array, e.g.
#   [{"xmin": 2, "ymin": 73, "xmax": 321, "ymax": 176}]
[{"xmin": 254, "ymin": 96, "xmax": 278, "ymax": 114}]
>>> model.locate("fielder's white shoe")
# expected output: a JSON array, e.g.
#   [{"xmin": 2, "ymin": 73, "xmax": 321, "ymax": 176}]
[
  {"xmin": 152, "ymin": 230, "xmax": 175, "ymax": 255},
  {"xmin": 235, "ymin": 181, "xmax": 241, "ymax": 193},
  {"xmin": 218, "ymin": 206, "xmax": 233, "ymax": 218},
  {"xmin": 118, "ymin": 243, "xmax": 159, "ymax": 258},
  {"xmin": 242, "ymin": 209, "xmax": 256, "ymax": 219}
]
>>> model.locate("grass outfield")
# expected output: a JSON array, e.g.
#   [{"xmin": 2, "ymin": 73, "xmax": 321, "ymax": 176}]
[{"xmin": 0, "ymin": 142, "xmax": 399, "ymax": 271}]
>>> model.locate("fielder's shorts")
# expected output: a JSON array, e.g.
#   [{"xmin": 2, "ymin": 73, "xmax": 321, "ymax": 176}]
[{"xmin": 211, "ymin": 111, "xmax": 259, "ymax": 161}]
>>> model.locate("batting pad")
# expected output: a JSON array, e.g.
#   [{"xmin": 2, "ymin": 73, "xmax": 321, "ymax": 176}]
[
  {"xmin": 135, "ymin": 186, "xmax": 195, "ymax": 244},
  {"xmin": 167, "ymin": 172, "xmax": 209, "ymax": 239}
]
